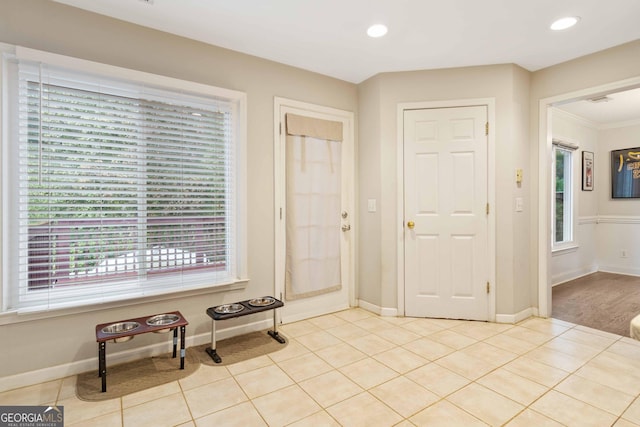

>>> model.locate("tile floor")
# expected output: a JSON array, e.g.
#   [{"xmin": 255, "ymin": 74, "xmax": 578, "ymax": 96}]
[{"xmin": 3, "ymin": 308, "xmax": 640, "ymax": 426}]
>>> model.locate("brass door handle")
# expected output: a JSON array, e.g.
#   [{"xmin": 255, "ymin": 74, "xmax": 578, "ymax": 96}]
[{"xmin": 407, "ymin": 221, "xmax": 415, "ymax": 229}]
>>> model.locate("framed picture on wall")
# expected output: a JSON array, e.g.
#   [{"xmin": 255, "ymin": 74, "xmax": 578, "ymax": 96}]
[
  {"xmin": 582, "ymin": 151, "xmax": 594, "ymax": 191},
  {"xmin": 611, "ymin": 147, "xmax": 640, "ymax": 198}
]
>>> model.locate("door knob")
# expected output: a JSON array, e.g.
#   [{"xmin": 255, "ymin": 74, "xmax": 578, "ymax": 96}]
[{"xmin": 407, "ymin": 221, "xmax": 415, "ymax": 229}]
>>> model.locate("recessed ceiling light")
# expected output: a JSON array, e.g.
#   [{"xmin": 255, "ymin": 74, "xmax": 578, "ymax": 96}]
[
  {"xmin": 367, "ymin": 24, "xmax": 388, "ymax": 38},
  {"xmin": 550, "ymin": 16, "xmax": 580, "ymax": 31}
]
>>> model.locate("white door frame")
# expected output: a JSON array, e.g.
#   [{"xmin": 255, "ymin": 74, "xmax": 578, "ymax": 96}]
[
  {"xmin": 536, "ymin": 76, "xmax": 640, "ymax": 317},
  {"xmin": 397, "ymin": 98, "xmax": 496, "ymax": 320},
  {"xmin": 273, "ymin": 97, "xmax": 356, "ymax": 323}
]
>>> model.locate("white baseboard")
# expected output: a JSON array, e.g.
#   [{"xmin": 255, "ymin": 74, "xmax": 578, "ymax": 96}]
[
  {"xmin": 0, "ymin": 318, "xmax": 273, "ymax": 393},
  {"xmin": 598, "ymin": 265, "xmax": 640, "ymax": 277},
  {"xmin": 357, "ymin": 299, "xmax": 398, "ymax": 317},
  {"xmin": 496, "ymin": 307, "xmax": 534, "ymax": 324},
  {"xmin": 552, "ymin": 266, "xmax": 598, "ymax": 286}
]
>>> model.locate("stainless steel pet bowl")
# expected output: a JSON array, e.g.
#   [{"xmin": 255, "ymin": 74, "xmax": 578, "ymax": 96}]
[
  {"xmin": 214, "ymin": 303, "xmax": 245, "ymax": 314},
  {"xmin": 248, "ymin": 297, "xmax": 276, "ymax": 307},
  {"xmin": 101, "ymin": 321, "xmax": 140, "ymax": 342},
  {"xmin": 146, "ymin": 313, "xmax": 181, "ymax": 333}
]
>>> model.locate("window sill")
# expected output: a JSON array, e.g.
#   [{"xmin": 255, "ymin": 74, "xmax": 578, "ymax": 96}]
[
  {"xmin": 0, "ymin": 278, "xmax": 248, "ymax": 326},
  {"xmin": 552, "ymin": 244, "xmax": 579, "ymax": 256}
]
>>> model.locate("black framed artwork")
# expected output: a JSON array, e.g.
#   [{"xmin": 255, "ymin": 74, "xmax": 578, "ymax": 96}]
[
  {"xmin": 582, "ymin": 151, "xmax": 594, "ymax": 191},
  {"xmin": 611, "ymin": 147, "xmax": 640, "ymax": 198}
]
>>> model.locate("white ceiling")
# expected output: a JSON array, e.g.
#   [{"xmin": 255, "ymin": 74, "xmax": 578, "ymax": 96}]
[
  {"xmin": 556, "ymin": 87, "xmax": 640, "ymax": 126},
  {"xmin": 53, "ymin": 0, "xmax": 640, "ymax": 84},
  {"xmin": 51, "ymin": 0, "xmax": 640, "ymax": 125}
]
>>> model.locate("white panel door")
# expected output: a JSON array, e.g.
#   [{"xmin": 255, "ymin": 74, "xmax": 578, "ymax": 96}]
[
  {"xmin": 275, "ymin": 100, "xmax": 354, "ymax": 324},
  {"xmin": 404, "ymin": 106, "xmax": 489, "ymax": 320}
]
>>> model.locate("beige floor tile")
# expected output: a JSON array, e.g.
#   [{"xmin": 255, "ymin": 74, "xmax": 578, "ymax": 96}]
[
  {"xmin": 315, "ymin": 341, "xmax": 367, "ymax": 368},
  {"xmin": 56, "ymin": 395, "xmax": 121, "ymax": 426},
  {"xmin": 278, "ymin": 320, "xmax": 322, "ymax": 338},
  {"xmin": 370, "ymin": 376, "xmax": 439, "ymax": 417},
  {"xmin": 177, "ymin": 422, "xmax": 195, "ymax": 427},
  {"xmin": 423, "ymin": 318, "xmax": 464, "ymax": 329},
  {"xmin": 306, "ymin": 313, "xmax": 348, "ymax": 329},
  {"xmin": 123, "ymin": 393, "xmax": 190, "ymax": 427},
  {"xmin": 518, "ymin": 317, "xmax": 571, "ymax": 336},
  {"xmin": 616, "ymin": 419, "xmax": 640, "ymax": 427},
  {"xmin": 542, "ymin": 336, "xmax": 603, "ymax": 361},
  {"xmin": 295, "ymin": 330, "xmax": 342, "ymax": 352},
  {"xmin": 482, "ymin": 333, "xmax": 538, "ymax": 355},
  {"xmin": 339, "ymin": 357, "xmax": 398, "ymax": 389},
  {"xmin": 503, "ymin": 356, "xmax": 569, "ymax": 387},
  {"xmin": 179, "ymin": 364, "xmax": 230, "ymax": 391},
  {"xmin": 402, "ymin": 337, "xmax": 455, "ymax": 361},
  {"xmin": 326, "ymin": 392, "xmax": 403, "ymax": 427},
  {"xmin": 0, "ymin": 380, "xmax": 61, "ymax": 405},
  {"xmin": 428, "ymin": 329, "xmax": 477, "ymax": 350},
  {"xmin": 410, "ymin": 399, "xmax": 488, "ymax": 427},
  {"xmin": 298, "ymin": 370, "xmax": 363, "ymax": 407},
  {"xmin": 503, "ymin": 325, "xmax": 554, "ymax": 345},
  {"xmin": 524, "ymin": 347, "xmax": 586, "ymax": 372},
  {"xmin": 405, "ymin": 363, "xmax": 470, "ymax": 397},
  {"xmin": 267, "ymin": 338, "xmax": 311, "ymax": 363},
  {"xmin": 607, "ymin": 340, "xmax": 640, "ymax": 360},
  {"xmin": 555, "ymin": 374, "xmax": 635, "ymax": 415},
  {"xmin": 476, "ymin": 368, "xmax": 548, "ymax": 406},
  {"xmin": 349, "ymin": 333, "xmax": 397, "ymax": 356},
  {"xmin": 333, "ymin": 308, "xmax": 373, "ymax": 322},
  {"xmin": 325, "ymin": 322, "xmax": 369, "ymax": 341},
  {"xmin": 434, "ymin": 350, "xmax": 497, "ymax": 380},
  {"xmin": 354, "ymin": 316, "xmax": 397, "ymax": 332},
  {"xmin": 372, "ymin": 346, "xmax": 429, "ymax": 374},
  {"xmin": 286, "ymin": 410, "xmax": 341, "ymax": 426},
  {"xmin": 622, "ymin": 396, "xmax": 640, "ymax": 424},
  {"xmin": 252, "ymin": 384, "xmax": 321, "ymax": 426},
  {"xmin": 226, "ymin": 354, "xmax": 274, "ymax": 376},
  {"xmin": 122, "ymin": 381, "xmax": 181, "ymax": 408},
  {"xmin": 575, "ymin": 324, "xmax": 623, "ymax": 340},
  {"xmin": 461, "ymin": 341, "xmax": 517, "ymax": 367},
  {"xmin": 399, "ymin": 318, "xmax": 447, "ymax": 336},
  {"xmin": 394, "ymin": 421, "xmax": 418, "ymax": 427},
  {"xmin": 574, "ymin": 353, "xmax": 640, "ymax": 395},
  {"xmin": 531, "ymin": 390, "xmax": 618, "ymax": 427},
  {"xmin": 374, "ymin": 325, "xmax": 422, "ymax": 346},
  {"xmin": 504, "ymin": 409, "xmax": 563, "ymax": 427},
  {"xmin": 276, "ymin": 352, "xmax": 333, "ymax": 382},
  {"xmin": 194, "ymin": 401, "xmax": 266, "ymax": 427},
  {"xmin": 57, "ymin": 376, "xmax": 77, "ymax": 402},
  {"xmin": 183, "ymin": 377, "xmax": 247, "ymax": 419},
  {"xmin": 234, "ymin": 365, "xmax": 294, "ymax": 399},
  {"xmin": 379, "ymin": 315, "xmax": 417, "ymax": 326},
  {"xmin": 559, "ymin": 328, "xmax": 618, "ymax": 350},
  {"xmin": 450, "ymin": 320, "xmax": 513, "ymax": 340},
  {"xmin": 68, "ymin": 410, "xmax": 122, "ymax": 427},
  {"xmin": 447, "ymin": 383, "xmax": 524, "ymax": 426}
]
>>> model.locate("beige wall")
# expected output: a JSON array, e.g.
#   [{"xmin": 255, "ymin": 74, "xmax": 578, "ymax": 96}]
[
  {"xmin": 357, "ymin": 64, "xmax": 532, "ymax": 316},
  {"xmin": 0, "ymin": 0, "xmax": 357, "ymax": 379}
]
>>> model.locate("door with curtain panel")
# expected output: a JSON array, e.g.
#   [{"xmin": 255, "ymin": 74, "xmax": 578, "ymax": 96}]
[{"xmin": 274, "ymin": 98, "xmax": 354, "ymax": 324}]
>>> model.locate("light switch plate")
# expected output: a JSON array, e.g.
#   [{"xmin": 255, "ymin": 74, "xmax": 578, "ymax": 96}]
[{"xmin": 367, "ymin": 199, "xmax": 377, "ymax": 213}]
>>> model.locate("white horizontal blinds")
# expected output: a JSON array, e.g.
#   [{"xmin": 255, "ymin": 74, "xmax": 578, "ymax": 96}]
[{"xmin": 16, "ymin": 61, "xmax": 235, "ymax": 310}]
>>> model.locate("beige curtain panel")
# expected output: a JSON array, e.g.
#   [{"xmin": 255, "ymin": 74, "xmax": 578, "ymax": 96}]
[
  {"xmin": 285, "ymin": 114, "xmax": 343, "ymax": 301},
  {"xmin": 285, "ymin": 113, "xmax": 343, "ymax": 142}
]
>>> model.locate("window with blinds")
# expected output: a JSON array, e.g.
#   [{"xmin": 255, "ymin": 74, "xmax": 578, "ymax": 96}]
[{"xmin": 3, "ymin": 53, "xmax": 245, "ymax": 312}]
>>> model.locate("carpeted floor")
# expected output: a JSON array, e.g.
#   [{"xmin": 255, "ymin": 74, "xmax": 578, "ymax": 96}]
[
  {"xmin": 552, "ymin": 271, "xmax": 640, "ymax": 337},
  {"xmin": 76, "ymin": 330, "xmax": 287, "ymax": 401}
]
